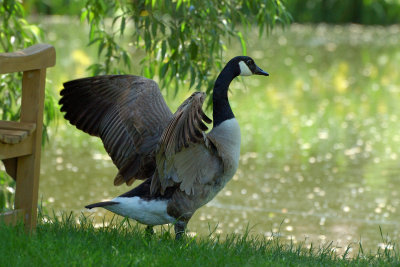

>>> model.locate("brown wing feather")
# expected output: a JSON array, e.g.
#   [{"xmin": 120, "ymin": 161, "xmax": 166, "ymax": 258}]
[
  {"xmin": 59, "ymin": 75, "xmax": 173, "ymax": 185},
  {"xmin": 158, "ymin": 92, "xmax": 211, "ymax": 157},
  {"xmin": 151, "ymin": 92, "xmax": 217, "ymax": 195}
]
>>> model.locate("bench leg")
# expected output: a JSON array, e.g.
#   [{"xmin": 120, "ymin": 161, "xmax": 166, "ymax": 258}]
[
  {"xmin": 14, "ymin": 153, "xmax": 41, "ymax": 231},
  {"xmin": 14, "ymin": 69, "xmax": 46, "ymax": 232}
]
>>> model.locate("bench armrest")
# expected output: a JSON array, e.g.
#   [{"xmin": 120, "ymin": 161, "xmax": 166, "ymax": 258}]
[{"xmin": 0, "ymin": 44, "xmax": 56, "ymax": 74}]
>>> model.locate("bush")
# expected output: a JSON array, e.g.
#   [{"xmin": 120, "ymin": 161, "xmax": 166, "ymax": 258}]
[{"xmin": 286, "ymin": 0, "xmax": 400, "ymax": 25}]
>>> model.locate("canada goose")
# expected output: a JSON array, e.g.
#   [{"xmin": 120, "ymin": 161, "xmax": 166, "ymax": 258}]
[{"xmin": 59, "ymin": 56, "xmax": 268, "ymax": 239}]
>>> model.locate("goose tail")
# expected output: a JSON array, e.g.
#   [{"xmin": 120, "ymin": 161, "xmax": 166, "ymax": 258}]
[{"xmin": 85, "ymin": 201, "xmax": 119, "ymax": 209}]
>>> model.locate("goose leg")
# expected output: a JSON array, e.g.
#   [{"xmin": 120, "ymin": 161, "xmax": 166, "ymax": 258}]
[
  {"xmin": 174, "ymin": 221, "xmax": 187, "ymax": 240},
  {"xmin": 145, "ymin": 225, "xmax": 154, "ymax": 237}
]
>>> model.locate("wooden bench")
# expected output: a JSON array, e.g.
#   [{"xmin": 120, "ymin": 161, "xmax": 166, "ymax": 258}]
[{"xmin": 0, "ymin": 44, "xmax": 56, "ymax": 231}]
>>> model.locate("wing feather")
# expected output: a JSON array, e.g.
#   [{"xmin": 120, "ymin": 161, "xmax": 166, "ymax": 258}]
[
  {"xmin": 151, "ymin": 92, "xmax": 221, "ymax": 195},
  {"xmin": 59, "ymin": 75, "xmax": 173, "ymax": 185}
]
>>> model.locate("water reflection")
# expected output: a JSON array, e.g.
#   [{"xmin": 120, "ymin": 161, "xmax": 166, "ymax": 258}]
[{"xmin": 37, "ymin": 23, "xmax": 400, "ymax": 255}]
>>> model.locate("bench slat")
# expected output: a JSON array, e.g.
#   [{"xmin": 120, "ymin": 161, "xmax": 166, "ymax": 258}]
[
  {"xmin": 0, "ymin": 129, "xmax": 28, "ymax": 144},
  {"xmin": 0, "ymin": 121, "xmax": 36, "ymax": 144}
]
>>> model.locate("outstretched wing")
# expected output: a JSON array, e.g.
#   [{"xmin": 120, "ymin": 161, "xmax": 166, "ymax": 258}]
[
  {"xmin": 158, "ymin": 92, "xmax": 212, "ymax": 157},
  {"xmin": 151, "ymin": 92, "xmax": 222, "ymax": 195},
  {"xmin": 59, "ymin": 75, "xmax": 173, "ymax": 186}
]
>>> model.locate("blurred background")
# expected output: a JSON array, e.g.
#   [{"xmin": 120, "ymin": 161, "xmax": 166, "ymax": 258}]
[{"xmin": 1, "ymin": 0, "xmax": 400, "ymax": 255}]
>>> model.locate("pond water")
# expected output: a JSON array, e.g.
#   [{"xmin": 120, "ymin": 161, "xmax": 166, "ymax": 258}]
[{"xmin": 27, "ymin": 21, "xmax": 400, "ymax": 255}]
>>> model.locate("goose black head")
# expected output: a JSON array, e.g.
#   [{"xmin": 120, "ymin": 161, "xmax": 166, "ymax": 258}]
[{"xmin": 231, "ymin": 56, "xmax": 269, "ymax": 77}]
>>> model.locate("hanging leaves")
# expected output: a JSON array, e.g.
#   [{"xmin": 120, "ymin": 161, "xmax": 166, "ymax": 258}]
[{"xmin": 83, "ymin": 0, "xmax": 292, "ymax": 100}]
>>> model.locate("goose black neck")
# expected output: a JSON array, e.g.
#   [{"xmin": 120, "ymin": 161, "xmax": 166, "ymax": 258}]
[{"xmin": 212, "ymin": 63, "xmax": 239, "ymax": 127}]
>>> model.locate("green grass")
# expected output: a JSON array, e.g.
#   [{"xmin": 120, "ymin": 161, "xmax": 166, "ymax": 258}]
[{"xmin": 0, "ymin": 213, "xmax": 398, "ymax": 266}]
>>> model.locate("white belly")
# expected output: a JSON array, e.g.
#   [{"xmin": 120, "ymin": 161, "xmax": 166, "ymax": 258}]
[{"xmin": 104, "ymin": 197, "xmax": 175, "ymax": 225}]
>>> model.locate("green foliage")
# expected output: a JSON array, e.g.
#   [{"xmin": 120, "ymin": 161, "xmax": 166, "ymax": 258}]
[
  {"xmin": 0, "ymin": 172, "xmax": 14, "ymax": 212},
  {"xmin": 0, "ymin": 0, "xmax": 41, "ymax": 121},
  {"xmin": 82, "ymin": 0, "xmax": 292, "ymax": 96},
  {"xmin": 0, "ymin": 0, "xmax": 42, "ymax": 52},
  {"xmin": 0, "ymin": 0, "xmax": 58, "ymax": 134},
  {"xmin": 1, "ymin": 212, "xmax": 399, "ymax": 266},
  {"xmin": 286, "ymin": 0, "xmax": 400, "ymax": 24},
  {"xmin": 24, "ymin": 0, "xmax": 85, "ymax": 15}
]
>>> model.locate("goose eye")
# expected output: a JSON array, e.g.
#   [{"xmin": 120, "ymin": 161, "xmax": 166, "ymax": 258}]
[{"xmin": 246, "ymin": 59, "xmax": 253, "ymax": 65}]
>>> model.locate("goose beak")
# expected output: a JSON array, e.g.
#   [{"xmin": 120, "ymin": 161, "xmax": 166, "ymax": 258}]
[{"xmin": 254, "ymin": 65, "xmax": 269, "ymax": 76}]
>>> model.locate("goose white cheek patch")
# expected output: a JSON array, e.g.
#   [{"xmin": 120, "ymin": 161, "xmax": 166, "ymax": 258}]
[{"xmin": 239, "ymin": 61, "xmax": 252, "ymax": 76}]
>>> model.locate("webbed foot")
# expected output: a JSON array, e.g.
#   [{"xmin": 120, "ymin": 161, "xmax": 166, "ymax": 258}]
[
  {"xmin": 174, "ymin": 221, "xmax": 187, "ymax": 240},
  {"xmin": 145, "ymin": 225, "xmax": 154, "ymax": 237}
]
